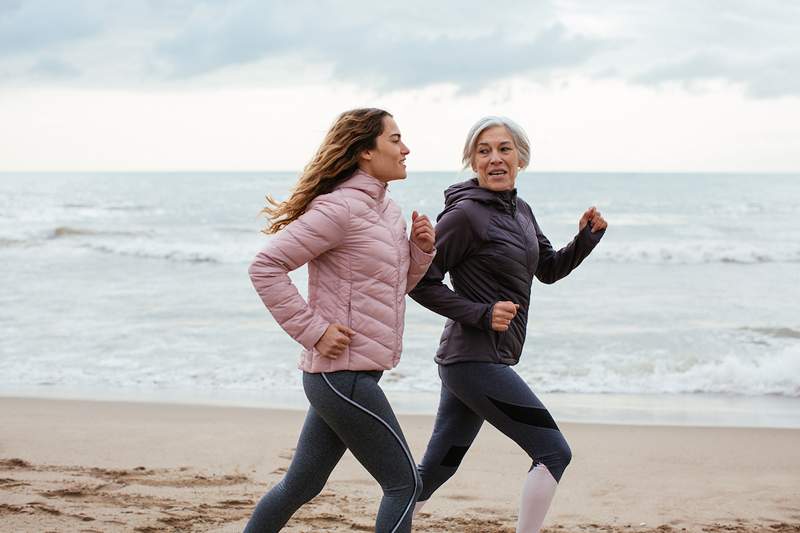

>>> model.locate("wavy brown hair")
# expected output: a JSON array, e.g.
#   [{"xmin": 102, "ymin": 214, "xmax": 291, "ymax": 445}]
[{"xmin": 261, "ymin": 108, "xmax": 391, "ymax": 234}]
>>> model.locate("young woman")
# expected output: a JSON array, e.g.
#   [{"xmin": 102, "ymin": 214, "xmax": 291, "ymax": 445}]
[
  {"xmin": 409, "ymin": 116, "xmax": 607, "ymax": 533},
  {"xmin": 245, "ymin": 108, "xmax": 435, "ymax": 533}
]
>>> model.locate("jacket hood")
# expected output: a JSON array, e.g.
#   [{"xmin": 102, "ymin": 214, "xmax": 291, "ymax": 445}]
[{"xmin": 440, "ymin": 178, "xmax": 517, "ymax": 220}]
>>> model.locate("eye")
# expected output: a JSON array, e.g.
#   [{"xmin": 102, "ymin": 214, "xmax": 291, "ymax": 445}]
[{"xmin": 501, "ymin": 146, "xmax": 512, "ymax": 152}]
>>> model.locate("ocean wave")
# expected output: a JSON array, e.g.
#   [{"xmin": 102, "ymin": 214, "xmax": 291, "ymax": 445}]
[
  {"xmin": 741, "ymin": 327, "xmax": 800, "ymax": 339},
  {"xmin": 0, "ymin": 237, "xmax": 30, "ymax": 248},
  {"xmin": 82, "ymin": 243, "xmax": 220, "ymax": 264},
  {"xmin": 595, "ymin": 242, "xmax": 800, "ymax": 265},
  {"xmin": 50, "ymin": 226, "xmax": 98, "ymax": 238},
  {"xmin": 525, "ymin": 343, "xmax": 800, "ymax": 397},
  {"xmin": 216, "ymin": 226, "xmax": 259, "ymax": 234},
  {"xmin": 41, "ymin": 226, "xmax": 225, "ymax": 263},
  {"xmin": 48, "ymin": 226, "xmax": 150, "ymax": 239},
  {"xmin": 62, "ymin": 202, "xmax": 152, "ymax": 212}
]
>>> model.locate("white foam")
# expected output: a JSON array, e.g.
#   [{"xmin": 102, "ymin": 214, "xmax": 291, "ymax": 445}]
[
  {"xmin": 594, "ymin": 240, "xmax": 800, "ymax": 264},
  {"xmin": 520, "ymin": 342, "xmax": 800, "ymax": 397}
]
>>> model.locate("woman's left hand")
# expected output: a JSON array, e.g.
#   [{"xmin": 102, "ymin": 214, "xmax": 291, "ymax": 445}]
[
  {"xmin": 579, "ymin": 206, "xmax": 608, "ymax": 233},
  {"xmin": 410, "ymin": 210, "xmax": 435, "ymax": 252}
]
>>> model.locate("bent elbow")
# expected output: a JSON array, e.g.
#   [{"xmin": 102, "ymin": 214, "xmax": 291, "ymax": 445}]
[{"xmin": 247, "ymin": 257, "xmax": 262, "ymax": 282}]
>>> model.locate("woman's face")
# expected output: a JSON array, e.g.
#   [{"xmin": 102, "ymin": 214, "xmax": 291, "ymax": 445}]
[
  {"xmin": 360, "ymin": 116, "xmax": 410, "ymax": 182},
  {"xmin": 472, "ymin": 126, "xmax": 519, "ymax": 192}
]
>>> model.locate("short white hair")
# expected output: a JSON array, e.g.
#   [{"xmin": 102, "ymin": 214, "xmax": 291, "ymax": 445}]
[{"xmin": 462, "ymin": 116, "xmax": 531, "ymax": 170}]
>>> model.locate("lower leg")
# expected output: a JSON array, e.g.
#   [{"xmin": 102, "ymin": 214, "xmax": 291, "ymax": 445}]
[
  {"xmin": 415, "ymin": 384, "xmax": 484, "ymax": 514},
  {"xmin": 412, "ymin": 500, "xmax": 427, "ymax": 518},
  {"xmin": 243, "ymin": 406, "xmax": 345, "ymax": 533},
  {"xmin": 437, "ymin": 364, "xmax": 570, "ymax": 532},
  {"xmin": 516, "ymin": 463, "xmax": 558, "ymax": 533}
]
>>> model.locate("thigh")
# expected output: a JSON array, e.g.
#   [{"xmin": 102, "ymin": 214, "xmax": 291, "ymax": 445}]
[
  {"xmin": 283, "ymin": 404, "xmax": 347, "ymax": 485},
  {"xmin": 440, "ymin": 363, "xmax": 564, "ymax": 459},
  {"xmin": 305, "ymin": 371, "xmax": 417, "ymax": 489},
  {"xmin": 420, "ymin": 382, "xmax": 484, "ymax": 469}
]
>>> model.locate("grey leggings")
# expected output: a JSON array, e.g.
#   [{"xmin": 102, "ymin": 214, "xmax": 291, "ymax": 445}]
[
  {"xmin": 243, "ymin": 370, "xmax": 422, "ymax": 533},
  {"xmin": 418, "ymin": 362, "xmax": 571, "ymax": 502}
]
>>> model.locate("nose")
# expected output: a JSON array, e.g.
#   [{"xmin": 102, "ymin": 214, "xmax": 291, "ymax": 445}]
[
  {"xmin": 489, "ymin": 151, "xmax": 502, "ymax": 164},
  {"xmin": 401, "ymin": 142, "xmax": 410, "ymax": 155}
]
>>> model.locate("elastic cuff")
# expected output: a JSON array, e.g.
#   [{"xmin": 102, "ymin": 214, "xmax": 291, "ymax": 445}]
[{"xmin": 298, "ymin": 320, "xmax": 330, "ymax": 351}]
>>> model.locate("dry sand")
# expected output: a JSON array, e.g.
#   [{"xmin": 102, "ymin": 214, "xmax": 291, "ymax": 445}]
[{"xmin": 0, "ymin": 397, "xmax": 798, "ymax": 532}]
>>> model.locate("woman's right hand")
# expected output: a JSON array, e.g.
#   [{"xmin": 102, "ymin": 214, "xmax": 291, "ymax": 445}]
[
  {"xmin": 491, "ymin": 301, "xmax": 519, "ymax": 332},
  {"xmin": 315, "ymin": 324, "xmax": 356, "ymax": 358}
]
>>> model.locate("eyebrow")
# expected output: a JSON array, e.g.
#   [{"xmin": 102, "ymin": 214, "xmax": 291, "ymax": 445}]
[{"xmin": 477, "ymin": 140, "xmax": 513, "ymax": 146}]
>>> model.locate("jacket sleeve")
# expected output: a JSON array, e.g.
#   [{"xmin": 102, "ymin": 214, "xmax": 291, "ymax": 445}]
[
  {"xmin": 248, "ymin": 196, "xmax": 349, "ymax": 350},
  {"xmin": 534, "ymin": 216, "xmax": 605, "ymax": 285},
  {"xmin": 409, "ymin": 206, "xmax": 494, "ymax": 329},
  {"xmin": 406, "ymin": 240, "xmax": 436, "ymax": 293}
]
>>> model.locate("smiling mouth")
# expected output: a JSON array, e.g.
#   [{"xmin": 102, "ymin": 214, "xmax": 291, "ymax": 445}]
[{"xmin": 488, "ymin": 170, "xmax": 507, "ymax": 176}]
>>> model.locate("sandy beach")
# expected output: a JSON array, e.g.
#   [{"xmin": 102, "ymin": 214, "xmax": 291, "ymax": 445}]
[{"xmin": 0, "ymin": 397, "xmax": 798, "ymax": 532}]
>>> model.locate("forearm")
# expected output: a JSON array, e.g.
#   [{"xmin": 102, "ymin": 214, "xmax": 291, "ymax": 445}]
[
  {"xmin": 249, "ymin": 252, "xmax": 330, "ymax": 350},
  {"xmin": 536, "ymin": 225, "xmax": 604, "ymax": 284},
  {"xmin": 410, "ymin": 280, "xmax": 493, "ymax": 329},
  {"xmin": 406, "ymin": 240, "xmax": 436, "ymax": 293}
]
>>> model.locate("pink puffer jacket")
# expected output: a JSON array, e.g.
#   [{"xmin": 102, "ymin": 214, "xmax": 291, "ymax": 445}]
[{"xmin": 249, "ymin": 170, "xmax": 435, "ymax": 373}]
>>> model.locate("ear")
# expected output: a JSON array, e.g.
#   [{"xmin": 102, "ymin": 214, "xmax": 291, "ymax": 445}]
[{"xmin": 360, "ymin": 149, "xmax": 373, "ymax": 162}]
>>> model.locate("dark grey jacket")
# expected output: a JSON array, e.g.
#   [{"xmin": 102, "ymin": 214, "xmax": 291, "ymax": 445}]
[{"xmin": 409, "ymin": 178, "xmax": 604, "ymax": 366}]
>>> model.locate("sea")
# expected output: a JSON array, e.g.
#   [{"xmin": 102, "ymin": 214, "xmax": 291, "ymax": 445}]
[{"xmin": 1, "ymin": 171, "xmax": 799, "ymax": 428}]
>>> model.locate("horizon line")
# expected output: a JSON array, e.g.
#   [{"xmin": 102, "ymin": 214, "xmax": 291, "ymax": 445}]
[{"xmin": 2, "ymin": 169, "xmax": 799, "ymax": 175}]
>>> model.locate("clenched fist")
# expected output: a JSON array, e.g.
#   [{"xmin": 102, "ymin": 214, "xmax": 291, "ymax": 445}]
[
  {"xmin": 315, "ymin": 324, "xmax": 355, "ymax": 359},
  {"xmin": 491, "ymin": 301, "xmax": 519, "ymax": 332},
  {"xmin": 579, "ymin": 206, "xmax": 608, "ymax": 233},
  {"xmin": 410, "ymin": 210, "xmax": 435, "ymax": 253}
]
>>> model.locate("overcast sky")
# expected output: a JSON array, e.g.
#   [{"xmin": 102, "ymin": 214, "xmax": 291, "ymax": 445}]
[{"xmin": 1, "ymin": 0, "xmax": 799, "ymax": 171}]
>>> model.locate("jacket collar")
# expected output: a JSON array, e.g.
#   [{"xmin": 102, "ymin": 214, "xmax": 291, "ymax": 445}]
[
  {"xmin": 336, "ymin": 169, "xmax": 388, "ymax": 202},
  {"xmin": 440, "ymin": 177, "xmax": 517, "ymax": 218}
]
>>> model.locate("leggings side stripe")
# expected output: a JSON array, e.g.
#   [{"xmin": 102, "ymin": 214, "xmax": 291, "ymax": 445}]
[{"xmin": 321, "ymin": 373, "xmax": 418, "ymax": 533}]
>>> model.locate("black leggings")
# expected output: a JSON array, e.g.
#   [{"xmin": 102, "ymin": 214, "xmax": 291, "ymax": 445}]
[
  {"xmin": 244, "ymin": 371, "xmax": 422, "ymax": 533},
  {"xmin": 418, "ymin": 362, "xmax": 571, "ymax": 502}
]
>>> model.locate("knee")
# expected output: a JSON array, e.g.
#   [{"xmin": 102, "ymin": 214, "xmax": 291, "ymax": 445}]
[
  {"xmin": 282, "ymin": 475, "xmax": 326, "ymax": 504},
  {"xmin": 413, "ymin": 470, "xmax": 424, "ymax": 501},
  {"xmin": 405, "ymin": 466, "xmax": 424, "ymax": 498},
  {"xmin": 558, "ymin": 438, "xmax": 572, "ymax": 468},
  {"xmin": 546, "ymin": 437, "xmax": 572, "ymax": 482},
  {"xmin": 417, "ymin": 453, "xmax": 459, "ymax": 501},
  {"xmin": 529, "ymin": 435, "xmax": 571, "ymax": 483}
]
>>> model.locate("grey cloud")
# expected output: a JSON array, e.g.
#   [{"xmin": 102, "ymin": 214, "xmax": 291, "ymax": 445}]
[
  {"xmin": 0, "ymin": 0, "xmax": 101, "ymax": 56},
  {"xmin": 154, "ymin": 1, "xmax": 599, "ymax": 90},
  {"xmin": 637, "ymin": 51, "xmax": 800, "ymax": 99},
  {"xmin": 29, "ymin": 57, "xmax": 80, "ymax": 79},
  {"xmin": 155, "ymin": 2, "xmax": 296, "ymax": 77},
  {"xmin": 329, "ymin": 24, "xmax": 600, "ymax": 91},
  {"xmin": 587, "ymin": 0, "xmax": 800, "ymax": 97},
  {"xmin": 1, "ymin": 0, "xmax": 799, "ymax": 98}
]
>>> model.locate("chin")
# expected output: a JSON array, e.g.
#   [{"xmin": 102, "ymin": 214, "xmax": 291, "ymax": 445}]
[{"xmin": 486, "ymin": 178, "xmax": 514, "ymax": 191}]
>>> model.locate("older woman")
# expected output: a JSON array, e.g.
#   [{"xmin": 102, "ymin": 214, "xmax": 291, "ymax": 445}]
[{"xmin": 409, "ymin": 116, "xmax": 607, "ymax": 532}]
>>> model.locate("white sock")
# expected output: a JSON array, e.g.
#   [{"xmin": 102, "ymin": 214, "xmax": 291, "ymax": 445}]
[
  {"xmin": 413, "ymin": 499, "xmax": 427, "ymax": 518},
  {"xmin": 516, "ymin": 463, "xmax": 558, "ymax": 533}
]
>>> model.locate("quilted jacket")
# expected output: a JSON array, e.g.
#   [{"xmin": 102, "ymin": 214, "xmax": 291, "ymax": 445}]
[
  {"xmin": 249, "ymin": 170, "xmax": 435, "ymax": 373},
  {"xmin": 410, "ymin": 178, "xmax": 604, "ymax": 366}
]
